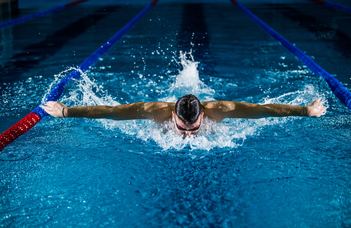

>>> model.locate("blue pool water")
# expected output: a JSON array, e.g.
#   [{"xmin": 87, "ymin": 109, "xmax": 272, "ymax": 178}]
[{"xmin": 1, "ymin": 2, "xmax": 351, "ymax": 227}]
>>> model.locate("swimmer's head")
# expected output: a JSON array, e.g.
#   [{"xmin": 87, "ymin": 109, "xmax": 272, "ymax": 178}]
[{"xmin": 172, "ymin": 94, "xmax": 204, "ymax": 136}]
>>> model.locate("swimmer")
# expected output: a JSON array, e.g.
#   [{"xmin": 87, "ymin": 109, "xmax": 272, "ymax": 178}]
[{"xmin": 42, "ymin": 94, "xmax": 326, "ymax": 136}]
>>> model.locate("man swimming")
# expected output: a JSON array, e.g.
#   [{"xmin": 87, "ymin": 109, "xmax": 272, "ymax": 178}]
[{"xmin": 42, "ymin": 94, "xmax": 326, "ymax": 137}]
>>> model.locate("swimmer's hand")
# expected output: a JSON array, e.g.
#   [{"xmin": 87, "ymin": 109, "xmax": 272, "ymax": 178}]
[
  {"xmin": 41, "ymin": 101, "xmax": 68, "ymax": 118},
  {"xmin": 306, "ymin": 98, "xmax": 326, "ymax": 117}
]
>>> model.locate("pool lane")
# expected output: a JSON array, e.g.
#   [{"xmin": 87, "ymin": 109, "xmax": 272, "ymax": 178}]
[
  {"xmin": 177, "ymin": 3, "xmax": 215, "ymax": 75},
  {"xmin": 249, "ymin": 3, "xmax": 351, "ymax": 86},
  {"xmin": 0, "ymin": 6, "xmax": 120, "ymax": 83},
  {"xmin": 273, "ymin": 4, "xmax": 351, "ymax": 58},
  {"xmin": 205, "ymin": 3, "xmax": 296, "ymax": 100},
  {"xmin": 0, "ymin": 3, "xmax": 350, "ymax": 227},
  {"xmin": 0, "ymin": 0, "xmax": 87, "ymax": 30}
]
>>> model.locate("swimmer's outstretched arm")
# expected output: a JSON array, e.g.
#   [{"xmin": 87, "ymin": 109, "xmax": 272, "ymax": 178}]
[
  {"xmin": 203, "ymin": 98, "xmax": 326, "ymax": 121},
  {"xmin": 42, "ymin": 101, "xmax": 174, "ymax": 122}
]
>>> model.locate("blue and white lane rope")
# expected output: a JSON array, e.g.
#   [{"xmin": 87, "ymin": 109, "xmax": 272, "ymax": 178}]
[
  {"xmin": 32, "ymin": 0, "xmax": 158, "ymax": 117},
  {"xmin": 0, "ymin": 1, "xmax": 157, "ymax": 151},
  {"xmin": 232, "ymin": 0, "xmax": 351, "ymax": 110},
  {"xmin": 0, "ymin": 0, "xmax": 87, "ymax": 30}
]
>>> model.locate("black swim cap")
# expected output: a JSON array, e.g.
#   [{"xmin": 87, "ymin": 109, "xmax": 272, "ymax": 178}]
[{"xmin": 175, "ymin": 94, "xmax": 203, "ymax": 124}]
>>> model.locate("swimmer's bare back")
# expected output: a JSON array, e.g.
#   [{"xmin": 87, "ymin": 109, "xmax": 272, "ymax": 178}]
[{"xmin": 42, "ymin": 99, "xmax": 326, "ymax": 121}]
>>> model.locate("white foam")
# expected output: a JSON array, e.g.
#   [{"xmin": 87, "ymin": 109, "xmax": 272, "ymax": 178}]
[
  {"xmin": 166, "ymin": 51, "xmax": 215, "ymax": 101},
  {"xmin": 263, "ymin": 84, "xmax": 327, "ymax": 107}
]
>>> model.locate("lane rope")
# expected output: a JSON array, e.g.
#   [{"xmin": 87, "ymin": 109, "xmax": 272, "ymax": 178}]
[
  {"xmin": 0, "ymin": 0, "xmax": 87, "ymax": 30},
  {"xmin": 0, "ymin": 1, "xmax": 158, "ymax": 151},
  {"xmin": 231, "ymin": 0, "xmax": 351, "ymax": 110},
  {"xmin": 313, "ymin": 0, "xmax": 351, "ymax": 14}
]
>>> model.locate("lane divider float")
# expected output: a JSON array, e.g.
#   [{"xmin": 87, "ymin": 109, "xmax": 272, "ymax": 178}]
[
  {"xmin": 0, "ymin": 0, "xmax": 158, "ymax": 151},
  {"xmin": 0, "ymin": 0, "xmax": 87, "ymax": 30},
  {"xmin": 231, "ymin": 0, "xmax": 351, "ymax": 110},
  {"xmin": 312, "ymin": 0, "xmax": 351, "ymax": 14}
]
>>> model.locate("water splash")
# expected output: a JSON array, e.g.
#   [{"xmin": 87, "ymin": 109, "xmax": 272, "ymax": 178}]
[
  {"xmin": 165, "ymin": 51, "xmax": 215, "ymax": 101},
  {"xmin": 263, "ymin": 84, "xmax": 328, "ymax": 108},
  {"xmin": 54, "ymin": 53, "xmax": 325, "ymax": 151},
  {"xmin": 42, "ymin": 67, "xmax": 118, "ymax": 106}
]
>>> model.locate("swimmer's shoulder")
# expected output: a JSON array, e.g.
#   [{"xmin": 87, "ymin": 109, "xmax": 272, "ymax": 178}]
[
  {"xmin": 144, "ymin": 101, "xmax": 175, "ymax": 122},
  {"xmin": 143, "ymin": 101, "xmax": 174, "ymax": 110},
  {"xmin": 202, "ymin": 100, "xmax": 236, "ymax": 109},
  {"xmin": 202, "ymin": 100, "xmax": 237, "ymax": 121}
]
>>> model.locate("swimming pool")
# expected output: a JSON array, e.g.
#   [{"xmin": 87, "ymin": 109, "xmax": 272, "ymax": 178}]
[{"xmin": 1, "ymin": 1, "xmax": 351, "ymax": 226}]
